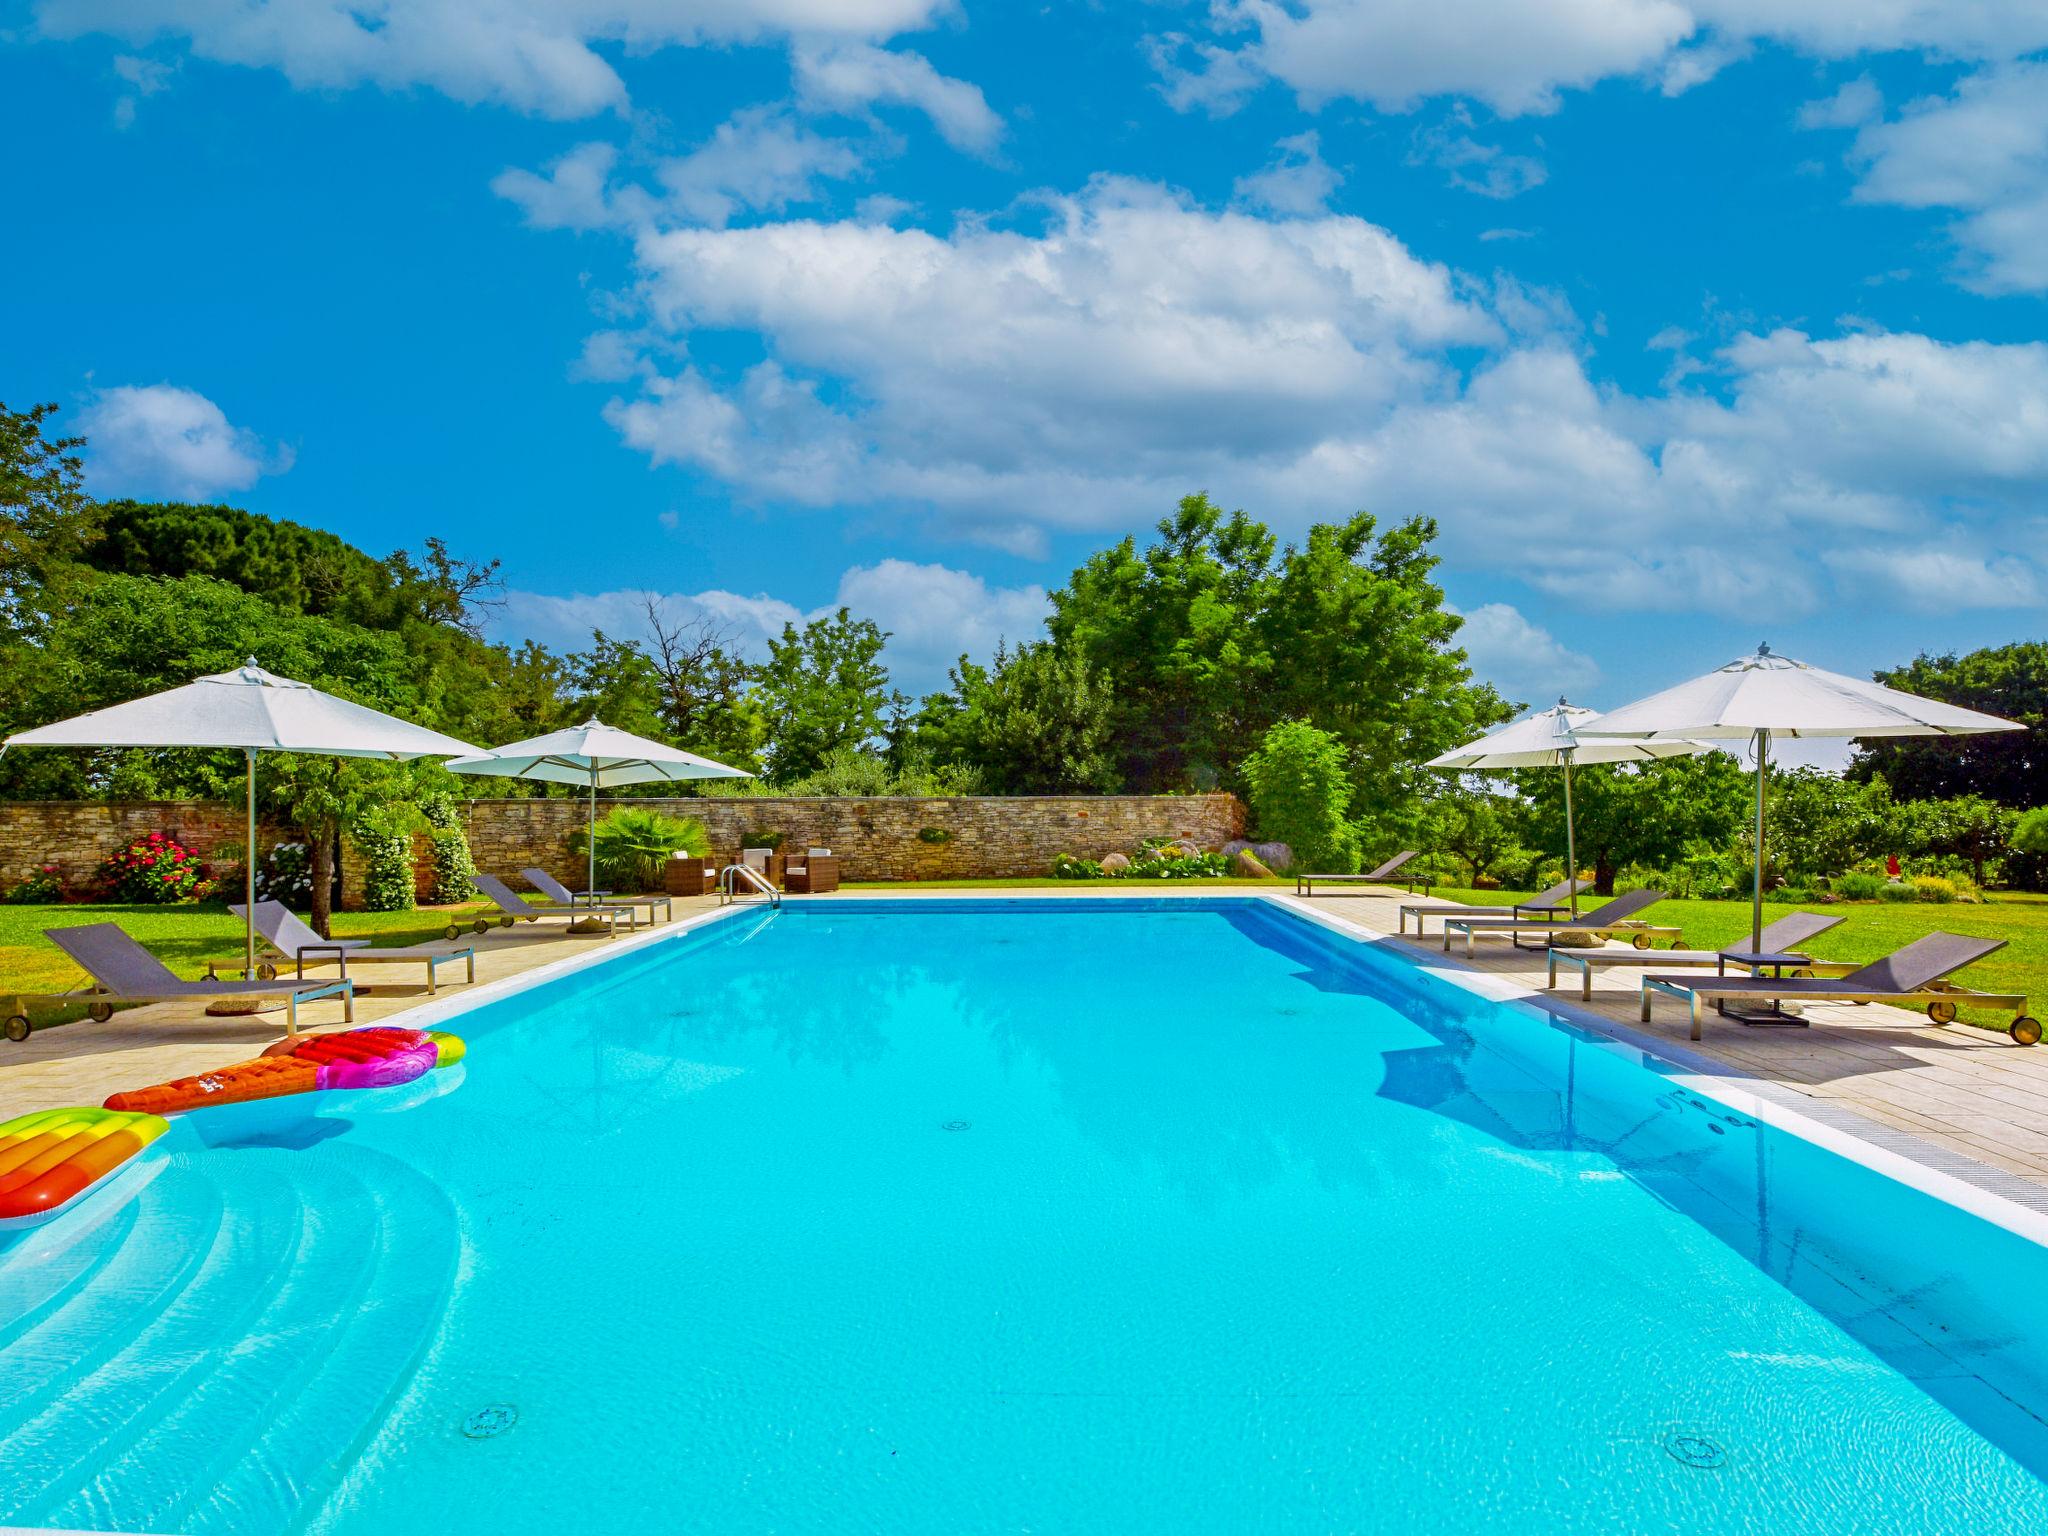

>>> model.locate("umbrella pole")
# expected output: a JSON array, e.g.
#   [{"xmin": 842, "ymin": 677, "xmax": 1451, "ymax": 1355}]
[
  {"xmin": 1751, "ymin": 728, "xmax": 1770, "ymax": 953},
  {"xmin": 588, "ymin": 767, "xmax": 597, "ymax": 901},
  {"xmin": 244, "ymin": 747, "xmax": 258, "ymax": 980},
  {"xmin": 1563, "ymin": 752, "xmax": 1578, "ymax": 917}
]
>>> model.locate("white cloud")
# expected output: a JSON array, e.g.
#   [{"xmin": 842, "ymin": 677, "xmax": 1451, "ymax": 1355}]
[
  {"xmin": 1232, "ymin": 132, "xmax": 1341, "ymax": 215},
  {"xmin": 496, "ymin": 559, "xmax": 1047, "ymax": 693},
  {"xmin": 1845, "ymin": 62, "xmax": 2048, "ymax": 293},
  {"xmin": 1452, "ymin": 602, "xmax": 1599, "ymax": 699},
  {"xmin": 792, "ymin": 41, "xmax": 1001, "ymax": 153},
  {"xmin": 1410, "ymin": 108, "xmax": 1547, "ymax": 198},
  {"xmin": 1822, "ymin": 545, "xmax": 2041, "ymax": 611},
  {"xmin": 78, "ymin": 384, "xmax": 291, "ymax": 499},
  {"xmin": 37, "ymin": 0, "xmax": 954, "ymax": 118},
  {"xmin": 1797, "ymin": 75, "xmax": 1880, "ymax": 130},
  {"xmin": 110, "ymin": 51, "xmax": 174, "ymax": 128},
  {"xmin": 1158, "ymin": 1, "xmax": 2048, "ymax": 121}
]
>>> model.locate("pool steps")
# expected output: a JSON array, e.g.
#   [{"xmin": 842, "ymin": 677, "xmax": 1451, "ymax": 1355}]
[{"xmin": 0, "ymin": 1144, "xmax": 461, "ymax": 1533}]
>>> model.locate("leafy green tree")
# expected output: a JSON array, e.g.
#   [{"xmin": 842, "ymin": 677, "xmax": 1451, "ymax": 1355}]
[
  {"xmin": 1766, "ymin": 767, "xmax": 1895, "ymax": 881},
  {"xmin": 1893, "ymin": 794, "xmax": 2017, "ymax": 886},
  {"xmin": 913, "ymin": 640, "xmax": 1119, "ymax": 793},
  {"xmin": 1242, "ymin": 719, "xmax": 1360, "ymax": 872},
  {"xmin": 754, "ymin": 608, "xmax": 889, "ymax": 781},
  {"xmin": 1848, "ymin": 644, "xmax": 2048, "ymax": 806},
  {"xmin": 565, "ymin": 631, "xmax": 670, "ymax": 743},
  {"xmin": 1046, "ymin": 494, "xmax": 1506, "ymax": 838},
  {"xmin": 0, "ymin": 401, "xmax": 99, "ymax": 636},
  {"xmin": 1522, "ymin": 753, "xmax": 1749, "ymax": 894},
  {"xmin": 638, "ymin": 600, "xmax": 765, "ymax": 768},
  {"xmin": 1428, "ymin": 782, "xmax": 1527, "ymax": 886}
]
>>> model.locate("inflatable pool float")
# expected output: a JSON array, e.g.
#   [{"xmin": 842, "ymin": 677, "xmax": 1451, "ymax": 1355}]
[
  {"xmin": 0, "ymin": 1106, "xmax": 168, "ymax": 1222},
  {"xmin": 103, "ymin": 1027, "xmax": 466, "ymax": 1115}
]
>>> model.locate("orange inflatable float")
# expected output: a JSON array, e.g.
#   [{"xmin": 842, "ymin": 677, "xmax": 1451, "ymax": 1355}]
[
  {"xmin": 103, "ymin": 1026, "xmax": 464, "ymax": 1115},
  {"xmin": 0, "ymin": 1106, "xmax": 168, "ymax": 1223}
]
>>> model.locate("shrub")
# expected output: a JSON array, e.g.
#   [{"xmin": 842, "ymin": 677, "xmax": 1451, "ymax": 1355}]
[
  {"xmin": 3, "ymin": 865, "xmax": 63, "ymax": 903},
  {"xmin": 353, "ymin": 803, "xmax": 419, "ymax": 913},
  {"xmin": 95, "ymin": 831, "xmax": 203, "ymax": 903},
  {"xmin": 419, "ymin": 794, "xmax": 478, "ymax": 902},
  {"xmin": 1052, "ymin": 853, "xmax": 1103, "ymax": 879},
  {"xmin": 1050, "ymin": 850, "xmax": 1229, "ymax": 880},
  {"xmin": 917, "ymin": 826, "xmax": 953, "ymax": 844},
  {"xmin": 740, "ymin": 827, "xmax": 786, "ymax": 851},
  {"xmin": 1241, "ymin": 719, "xmax": 1359, "ymax": 874},
  {"xmin": 1909, "ymin": 874, "xmax": 1959, "ymax": 904},
  {"xmin": 1834, "ymin": 871, "xmax": 1885, "ymax": 901},
  {"xmin": 1878, "ymin": 880, "xmax": 1918, "ymax": 903},
  {"xmin": 579, "ymin": 806, "xmax": 709, "ymax": 891},
  {"xmin": 256, "ymin": 842, "xmax": 314, "ymax": 906}
]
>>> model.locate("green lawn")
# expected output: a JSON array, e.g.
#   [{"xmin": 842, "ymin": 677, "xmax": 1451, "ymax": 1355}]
[
  {"xmin": 0, "ymin": 901, "xmax": 500, "ymax": 1002},
  {"xmin": 1426, "ymin": 886, "xmax": 2045, "ymax": 1033}
]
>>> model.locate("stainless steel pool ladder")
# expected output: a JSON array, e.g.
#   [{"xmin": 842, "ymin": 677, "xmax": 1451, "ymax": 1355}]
[{"xmin": 720, "ymin": 862, "xmax": 781, "ymax": 907}]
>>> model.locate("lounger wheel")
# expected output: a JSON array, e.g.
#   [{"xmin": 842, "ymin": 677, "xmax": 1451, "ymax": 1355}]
[
  {"xmin": 88, "ymin": 1001, "xmax": 114, "ymax": 1023},
  {"xmin": 1927, "ymin": 999, "xmax": 1958, "ymax": 1026},
  {"xmin": 3, "ymin": 1014, "xmax": 29, "ymax": 1043},
  {"xmin": 1632, "ymin": 932, "xmax": 1653, "ymax": 950},
  {"xmin": 2011, "ymin": 1016, "xmax": 2042, "ymax": 1047},
  {"xmin": 500, "ymin": 916, "xmax": 517, "ymax": 929},
  {"xmin": 1791, "ymin": 967, "xmax": 1814, "ymax": 978},
  {"xmin": 446, "ymin": 922, "xmax": 462, "ymax": 941},
  {"xmin": 256, "ymin": 962, "xmax": 278, "ymax": 982}
]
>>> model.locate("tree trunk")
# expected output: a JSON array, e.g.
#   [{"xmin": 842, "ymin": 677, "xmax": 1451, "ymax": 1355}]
[
  {"xmin": 309, "ymin": 819, "xmax": 335, "ymax": 937},
  {"xmin": 1594, "ymin": 853, "xmax": 1616, "ymax": 896}
]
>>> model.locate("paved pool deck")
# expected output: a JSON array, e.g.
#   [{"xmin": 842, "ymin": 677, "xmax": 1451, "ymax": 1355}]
[{"xmin": 4, "ymin": 883, "xmax": 2046, "ymax": 1208}]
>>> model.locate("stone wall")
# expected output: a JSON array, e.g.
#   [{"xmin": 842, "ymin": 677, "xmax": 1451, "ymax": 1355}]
[
  {"xmin": 0, "ymin": 794, "xmax": 1245, "ymax": 903},
  {"xmin": 0, "ymin": 801, "xmax": 286, "ymax": 893},
  {"xmin": 457, "ymin": 794, "xmax": 1246, "ymax": 892}
]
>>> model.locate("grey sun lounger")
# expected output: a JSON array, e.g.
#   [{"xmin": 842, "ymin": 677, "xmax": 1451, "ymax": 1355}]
[
  {"xmin": 23, "ymin": 922, "xmax": 354, "ymax": 1039},
  {"xmin": 1547, "ymin": 910, "xmax": 1843, "ymax": 1001},
  {"xmin": 1440, "ymin": 887, "xmax": 1674, "ymax": 958},
  {"xmin": 521, "ymin": 868, "xmax": 671, "ymax": 927},
  {"xmin": 1295, "ymin": 851, "xmax": 1425, "ymax": 897},
  {"xmin": 226, "ymin": 901, "xmax": 476, "ymax": 994},
  {"xmin": 1398, "ymin": 878, "xmax": 1592, "ymax": 935},
  {"xmin": 1642, "ymin": 931, "xmax": 2038, "ymax": 1044},
  {"xmin": 470, "ymin": 873, "xmax": 635, "ymax": 936}
]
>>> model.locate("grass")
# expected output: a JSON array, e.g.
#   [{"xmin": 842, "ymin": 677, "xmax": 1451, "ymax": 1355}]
[
  {"xmin": 1428, "ymin": 886, "xmax": 2046, "ymax": 1033},
  {"xmin": 0, "ymin": 901, "xmax": 500, "ymax": 1002}
]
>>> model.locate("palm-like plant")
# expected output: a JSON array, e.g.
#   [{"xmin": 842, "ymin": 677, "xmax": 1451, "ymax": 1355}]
[{"xmin": 574, "ymin": 805, "xmax": 709, "ymax": 892}]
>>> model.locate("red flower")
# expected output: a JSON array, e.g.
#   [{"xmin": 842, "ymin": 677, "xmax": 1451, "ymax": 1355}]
[{"xmin": 161, "ymin": 872, "xmax": 177, "ymax": 883}]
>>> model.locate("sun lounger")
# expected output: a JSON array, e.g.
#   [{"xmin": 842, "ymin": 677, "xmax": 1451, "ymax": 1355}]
[
  {"xmin": 1398, "ymin": 878, "xmax": 1592, "ymax": 935},
  {"xmin": 521, "ymin": 868, "xmax": 672, "ymax": 926},
  {"xmin": 1547, "ymin": 910, "xmax": 1842, "ymax": 1001},
  {"xmin": 16, "ymin": 922, "xmax": 354, "ymax": 1040},
  {"xmin": 226, "ymin": 901, "xmax": 475, "ymax": 994},
  {"xmin": 471, "ymin": 873, "xmax": 633, "ymax": 936},
  {"xmin": 1441, "ymin": 887, "xmax": 1674, "ymax": 958},
  {"xmin": 1295, "ymin": 851, "xmax": 1424, "ymax": 897},
  {"xmin": 1641, "ymin": 931, "xmax": 2038, "ymax": 1043}
]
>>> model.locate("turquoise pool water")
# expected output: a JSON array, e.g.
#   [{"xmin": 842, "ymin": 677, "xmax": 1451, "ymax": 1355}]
[{"xmin": 4, "ymin": 897, "xmax": 2048, "ymax": 1533}]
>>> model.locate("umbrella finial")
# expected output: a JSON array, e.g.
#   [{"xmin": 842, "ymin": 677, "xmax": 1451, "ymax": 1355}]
[
  {"xmin": 1757, "ymin": 641, "xmax": 1772, "ymax": 656},
  {"xmin": 1557, "ymin": 695, "xmax": 1570, "ymax": 708}
]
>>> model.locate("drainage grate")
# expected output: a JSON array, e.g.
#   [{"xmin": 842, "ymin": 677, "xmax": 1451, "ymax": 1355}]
[
  {"xmin": 462, "ymin": 1404, "xmax": 519, "ymax": 1439},
  {"xmin": 1663, "ymin": 1432, "xmax": 1725, "ymax": 1470},
  {"xmin": 941, "ymin": 1120, "xmax": 972, "ymax": 1132}
]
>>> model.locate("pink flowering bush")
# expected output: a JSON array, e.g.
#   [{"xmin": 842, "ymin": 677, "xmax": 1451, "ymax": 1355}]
[
  {"xmin": 2, "ymin": 864, "xmax": 63, "ymax": 904},
  {"xmin": 94, "ymin": 831, "xmax": 204, "ymax": 903}
]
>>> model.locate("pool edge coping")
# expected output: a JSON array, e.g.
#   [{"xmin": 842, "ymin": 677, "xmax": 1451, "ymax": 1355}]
[{"xmin": 1261, "ymin": 891, "xmax": 2048, "ymax": 1250}]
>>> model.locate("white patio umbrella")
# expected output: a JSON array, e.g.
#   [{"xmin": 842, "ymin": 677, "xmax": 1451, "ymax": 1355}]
[
  {"xmin": 1426, "ymin": 700, "xmax": 1711, "ymax": 914},
  {"xmin": 443, "ymin": 720, "xmax": 751, "ymax": 900},
  {"xmin": 1580, "ymin": 644, "xmax": 2024, "ymax": 953},
  {"xmin": 3, "ymin": 660, "xmax": 483, "ymax": 978}
]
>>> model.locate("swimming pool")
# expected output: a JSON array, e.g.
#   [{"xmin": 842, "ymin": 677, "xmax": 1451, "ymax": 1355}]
[{"xmin": 4, "ymin": 896, "xmax": 2047, "ymax": 1533}]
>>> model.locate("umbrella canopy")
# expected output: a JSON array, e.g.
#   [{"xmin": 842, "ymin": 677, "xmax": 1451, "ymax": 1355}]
[
  {"xmin": 4, "ymin": 660, "xmax": 482, "ymax": 977},
  {"xmin": 1580, "ymin": 645, "xmax": 2023, "ymax": 952},
  {"xmin": 445, "ymin": 721, "xmax": 751, "ymax": 897},
  {"xmin": 1427, "ymin": 701, "xmax": 1711, "ymax": 913}
]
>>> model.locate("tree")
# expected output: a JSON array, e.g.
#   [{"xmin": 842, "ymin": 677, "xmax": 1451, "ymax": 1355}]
[
  {"xmin": 912, "ymin": 640, "xmax": 1119, "ymax": 793},
  {"xmin": 1521, "ymin": 753, "xmax": 1749, "ymax": 894},
  {"xmin": 1046, "ymin": 493, "xmax": 1508, "ymax": 833},
  {"xmin": 1848, "ymin": 644, "xmax": 2048, "ymax": 807},
  {"xmin": 1894, "ymin": 794, "xmax": 2017, "ymax": 887},
  {"xmin": 1766, "ymin": 768, "xmax": 1894, "ymax": 881},
  {"xmin": 1241, "ymin": 720, "xmax": 1359, "ymax": 872},
  {"xmin": 564, "ymin": 631, "xmax": 669, "ymax": 743},
  {"xmin": 0, "ymin": 401, "xmax": 98, "ymax": 629},
  {"xmin": 1429, "ymin": 781, "xmax": 1527, "ymax": 886},
  {"xmin": 638, "ymin": 599, "xmax": 764, "ymax": 767},
  {"xmin": 754, "ymin": 608, "xmax": 889, "ymax": 781}
]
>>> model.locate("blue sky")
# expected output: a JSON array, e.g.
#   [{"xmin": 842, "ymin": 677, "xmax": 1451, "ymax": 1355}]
[{"xmin": 6, "ymin": 1, "xmax": 2047, "ymax": 711}]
